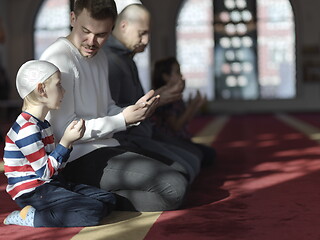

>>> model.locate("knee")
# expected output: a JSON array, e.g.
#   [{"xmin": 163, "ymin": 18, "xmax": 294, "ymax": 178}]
[
  {"xmin": 157, "ymin": 171, "xmax": 188, "ymax": 211},
  {"xmin": 77, "ymin": 203, "xmax": 107, "ymax": 227}
]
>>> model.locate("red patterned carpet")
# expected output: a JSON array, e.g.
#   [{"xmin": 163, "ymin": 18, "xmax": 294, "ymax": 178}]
[
  {"xmin": 145, "ymin": 114, "xmax": 320, "ymax": 240},
  {"xmin": 1, "ymin": 113, "xmax": 320, "ymax": 240}
]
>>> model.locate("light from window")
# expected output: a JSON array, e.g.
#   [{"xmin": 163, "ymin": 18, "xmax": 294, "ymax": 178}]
[
  {"xmin": 34, "ymin": 0, "xmax": 70, "ymax": 59},
  {"xmin": 134, "ymin": 45, "xmax": 151, "ymax": 93},
  {"xmin": 177, "ymin": 0, "xmax": 214, "ymax": 100},
  {"xmin": 257, "ymin": 0, "xmax": 296, "ymax": 99}
]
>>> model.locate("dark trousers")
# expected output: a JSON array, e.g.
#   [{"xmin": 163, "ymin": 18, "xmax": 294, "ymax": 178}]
[
  {"xmin": 117, "ymin": 135, "xmax": 201, "ymax": 183},
  {"xmin": 62, "ymin": 147, "xmax": 188, "ymax": 212},
  {"xmin": 153, "ymin": 129, "xmax": 216, "ymax": 167},
  {"xmin": 15, "ymin": 176, "xmax": 116, "ymax": 227}
]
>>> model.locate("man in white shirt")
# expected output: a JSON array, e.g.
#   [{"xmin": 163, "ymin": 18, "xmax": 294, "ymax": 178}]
[{"xmin": 40, "ymin": 0, "xmax": 188, "ymax": 211}]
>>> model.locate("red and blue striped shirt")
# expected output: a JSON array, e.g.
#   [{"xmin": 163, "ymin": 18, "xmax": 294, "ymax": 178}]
[{"xmin": 4, "ymin": 112, "xmax": 71, "ymax": 200}]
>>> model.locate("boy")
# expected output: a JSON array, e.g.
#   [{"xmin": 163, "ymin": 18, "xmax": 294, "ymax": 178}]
[{"xmin": 3, "ymin": 60, "xmax": 115, "ymax": 227}]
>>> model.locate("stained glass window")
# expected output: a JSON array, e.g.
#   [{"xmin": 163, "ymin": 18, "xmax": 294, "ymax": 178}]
[
  {"xmin": 177, "ymin": 0, "xmax": 214, "ymax": 100},
  {"xmin": 177, "ymin": 0, "xmax": 296, "ymax": 100}
]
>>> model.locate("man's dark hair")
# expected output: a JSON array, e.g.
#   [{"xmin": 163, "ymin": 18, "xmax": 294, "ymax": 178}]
[{"xmin": 73, "ymin": 0, "xmax": 117, "ymax": 21}]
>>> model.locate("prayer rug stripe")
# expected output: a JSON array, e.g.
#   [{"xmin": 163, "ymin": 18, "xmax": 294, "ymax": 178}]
[
  {"xmin": 192, "ymin": 115, "xmax": 230, "ymax": 146},
  {"xmin": 71, "ymin": 211, "xmax": 161, "ymax": 240},
  {"xmin": 276, "ymin": 113, "xmax": 320, "ymax": 143}
]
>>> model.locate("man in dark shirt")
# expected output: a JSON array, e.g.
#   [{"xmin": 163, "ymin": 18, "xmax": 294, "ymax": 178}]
[{"xmin": 103, "ymin": 4, "xmax": 203, "ymax": 183}]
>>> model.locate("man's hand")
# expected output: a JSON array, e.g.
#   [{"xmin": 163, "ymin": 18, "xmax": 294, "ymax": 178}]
[
  {"xmin": 123, "ymin": 90, "xmax": 160, "ymax": 125},
  {"xmin": 136, "ymin": 90, "xmax": 156, "ymax": 104}
]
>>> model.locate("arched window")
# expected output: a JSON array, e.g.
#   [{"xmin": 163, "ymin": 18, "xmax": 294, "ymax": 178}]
[
  {"xmin": 177, "ymin": 0, "xmax": 296, "ymax": 100},
  {"xmin": 257, "ymin": 0, "xmax": 295, "ymax": 99},
  {"xmin": 177, "ymin": 0, "xmax": 214, "ymax": 100},
  {"xmin": 34, "ymin": 0, "xmax": 70, "ymax": 59}
]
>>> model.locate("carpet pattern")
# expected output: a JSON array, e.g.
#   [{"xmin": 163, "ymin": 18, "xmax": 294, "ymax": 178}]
[{"xmin": 1, "ymin": 113, "xmax": 320, "ymax": 240}]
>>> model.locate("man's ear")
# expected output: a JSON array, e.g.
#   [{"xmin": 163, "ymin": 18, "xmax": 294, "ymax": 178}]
[
  {"xmin": 120, "ymin": 20, "xmax": 127, "ymax": 31},
  {"xmin": 70, "ymin": 11, "xmax": 76, "ymax": 28}
]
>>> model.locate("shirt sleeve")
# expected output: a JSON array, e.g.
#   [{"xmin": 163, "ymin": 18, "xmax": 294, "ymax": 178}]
[
  {"xmin": 16, "ymin": 124, "xmax": 71, "ymax": 181},
  {"xmin": 41, "ymin": 41, "xmax": 127, "ymax": 143}
]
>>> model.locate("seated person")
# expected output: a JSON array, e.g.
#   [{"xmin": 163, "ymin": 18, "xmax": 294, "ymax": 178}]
[
  {"xmin": 3, "ymin": 60, "xmax": 115, "ymax": 227},
  {"xmin": 40, "ymin": 0, "xmax": 188, "ymax": 211},
  {"xmin": 103, "ymin": 3, "xmax": 202, "ymax": 183},
  {"xmin": 152, "ymin": 57, "xmax": 216, "ymax": 167}
]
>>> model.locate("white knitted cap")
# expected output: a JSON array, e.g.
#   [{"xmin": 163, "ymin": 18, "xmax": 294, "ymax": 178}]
[
  {"xmin": 114, "ymin": 0, "xmax": 142, "ymax": 14},
  {"xmin": 16, "ymin": 60, "xmax": 59, "ymax": 99}
]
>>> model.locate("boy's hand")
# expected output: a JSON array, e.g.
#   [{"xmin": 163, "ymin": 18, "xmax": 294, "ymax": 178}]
[{"xmin": 60, "ymin": 119, "xmax": 86, "ymax": 149}]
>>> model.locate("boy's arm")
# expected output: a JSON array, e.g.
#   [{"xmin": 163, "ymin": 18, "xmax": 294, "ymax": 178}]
[{"xmin": 16, "ymin": 124, "xmax": 71, "ymax": 180}]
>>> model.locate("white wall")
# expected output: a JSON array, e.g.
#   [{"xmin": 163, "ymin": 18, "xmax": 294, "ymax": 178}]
[{"xmin": 0, "ymin": 0, "xmax": 42, "ymax": 100}]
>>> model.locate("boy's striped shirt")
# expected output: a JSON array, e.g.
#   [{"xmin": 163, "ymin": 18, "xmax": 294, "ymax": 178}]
[{"xmin": 4, "ymin": 112, "xmax": 71, "ymax": 200}]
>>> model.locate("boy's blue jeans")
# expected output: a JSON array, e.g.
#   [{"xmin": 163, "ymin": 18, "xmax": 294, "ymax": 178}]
[{"xmin": 15, "ymin": 175, "xmax": 116, "ymax": 227}]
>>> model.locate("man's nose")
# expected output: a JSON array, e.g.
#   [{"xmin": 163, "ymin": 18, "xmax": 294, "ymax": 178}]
[{"xmin": 88, "ymin": 34, "xmax": 97, "ymax": 46}]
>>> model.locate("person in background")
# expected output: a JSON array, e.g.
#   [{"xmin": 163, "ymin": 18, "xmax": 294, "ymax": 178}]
[
  {"xmin": 152, "ymin": 56, "xmax": 216, "ymax": 167},
  {"xmin": 3, "ymin": 60, "xmax": 115, "ymax": 227},
  {"xmin": 40, "ymin": 0, "xmax": 188, "ymax": 211}
]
